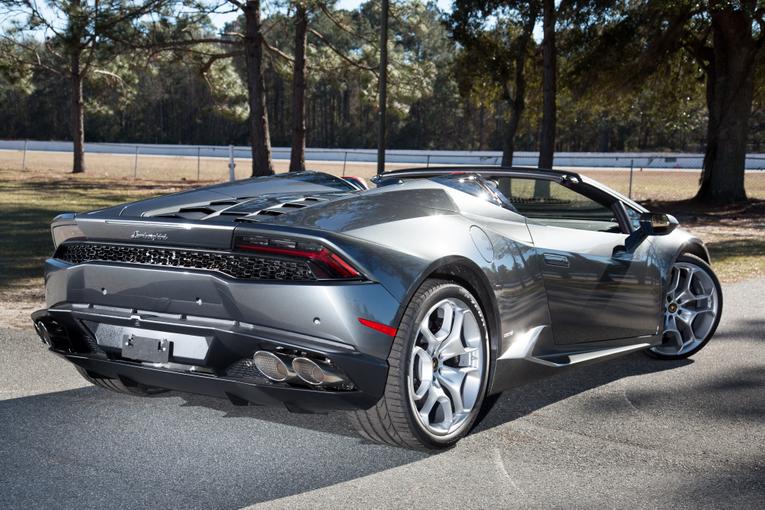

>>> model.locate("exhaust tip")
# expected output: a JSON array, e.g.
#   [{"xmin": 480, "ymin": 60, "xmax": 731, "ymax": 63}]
[
  {"xmin": 34, "ymin": 321, "xmax": 51, "ymax": 345},
  {"xmin": 292, "ymin": 357, "xmax": 345, "ymax": 386},
  {"xmin": 253, "ymin": 351, "xmax": 292, "ymax": 382}
]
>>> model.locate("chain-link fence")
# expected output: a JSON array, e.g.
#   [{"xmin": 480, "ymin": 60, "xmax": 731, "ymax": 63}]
[{"xmin": 2, "ymin": 140, "xmax": 764, "ymax": 202}]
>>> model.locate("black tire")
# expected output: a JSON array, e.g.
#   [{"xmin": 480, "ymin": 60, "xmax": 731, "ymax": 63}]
[
  {"xmin": 348, "ymin": 279, "xmax": 491, "ymax": 450},
  {"xmin": 645, "ymin": 253, "xmax": 723, "ymax": 360},
  {"xmin": 75, "ymin": 367, "xmax": 168, "ymax": 396}
]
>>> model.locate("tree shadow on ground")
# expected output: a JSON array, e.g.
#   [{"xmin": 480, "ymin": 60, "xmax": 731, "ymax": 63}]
[
  {"xmin": 639, "ymin": 198, "xmax": 765, "ymax": 222},
  {"xmin": 3, "ymin": 174, "xmax": 200, "ymax": 193},
  {"xmin": 706, "ymin": 238, "xmax": 765, "ymax": 261},
  {"xmin": 0, "ymin": 206, "xmax": 59, "ymax": 287}
]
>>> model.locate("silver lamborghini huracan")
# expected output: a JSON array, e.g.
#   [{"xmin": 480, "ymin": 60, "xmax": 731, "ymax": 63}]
[{"xmin": 32, "ymin": 167, "xmax": 722, "ymax": 449}]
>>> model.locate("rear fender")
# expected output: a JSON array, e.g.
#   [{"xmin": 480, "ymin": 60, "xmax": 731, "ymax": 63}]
[{"xmin": 393, "ymin": 256, "xmax": 502, "ymax": 393}]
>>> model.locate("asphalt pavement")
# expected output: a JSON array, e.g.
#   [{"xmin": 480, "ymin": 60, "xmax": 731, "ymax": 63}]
[{"xmin": 1, "ymin": 278, "xmax": 763, "ymax": 509}]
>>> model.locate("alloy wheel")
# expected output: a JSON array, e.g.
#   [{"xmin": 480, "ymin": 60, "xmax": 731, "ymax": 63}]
[
  {"xmin": 407, "ymin": 297, "xmax": 486, "ymax": 439},
  {"xmin": 652, "ymin": 260, "xmax": 719, "ymax": 356}
]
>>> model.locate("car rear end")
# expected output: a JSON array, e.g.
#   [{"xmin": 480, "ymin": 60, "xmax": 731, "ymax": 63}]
[{"xmin": 32, "ymin": 213, "xmax": 404, "ymax": 412}]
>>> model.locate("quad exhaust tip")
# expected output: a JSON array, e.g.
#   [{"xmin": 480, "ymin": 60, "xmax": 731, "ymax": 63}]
[
  {"xmin": 252, "ymin": 351, "xmax": 346, "ymax": 387},
  {"xmin": 252, "ymin": 351, "xmax": 295, "ymax": 382},
  {"xmin": 34, "ymin": 320, "xmax": 52, "ymax": 345},
  {"xmin": 292, "ymin": 357, "xmax": 344, "ymax": 386}
]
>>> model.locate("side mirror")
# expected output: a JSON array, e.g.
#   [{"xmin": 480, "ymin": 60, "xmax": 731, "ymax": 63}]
[
  {"xmin": 639, "ymin": 212, "xmax": 678, "ymax": 236},
  {"xmin": 624, "ymin": 212, "xmax": 678, "ymax": 252}
]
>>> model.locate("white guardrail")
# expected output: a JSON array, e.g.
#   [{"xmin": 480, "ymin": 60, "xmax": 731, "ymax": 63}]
[{"xmin": 2, "ymin": 139, "xmax": 765, "ymax": 170}]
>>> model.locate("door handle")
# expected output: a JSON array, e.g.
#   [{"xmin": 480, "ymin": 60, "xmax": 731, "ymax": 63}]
[{"xmin": 543, "ymin": 253, "xmax": 570, "ymax": 268}]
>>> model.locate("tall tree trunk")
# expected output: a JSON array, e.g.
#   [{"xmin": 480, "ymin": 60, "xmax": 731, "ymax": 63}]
[
  {"xmin": 597, "ymin": 114, "xmax": 610, "ymax": 152},
  {"xmin": 273, "ymin": 75, "xmax": 283, "ymax": 140},
  {"xmin": 377, "ymin": 0, "xmax": 389, "ymax": 175},
  {"xmin": 478, "ymin": 103, "xmax": 486, "ymax": 150},
  {"xmin": 501, "ymin": 5, "xmax": 538, "ymax": 167},
  {"xmin": 70, "ymin": 49, "xmax": 85, "ymax": 174},
  {"xmin": 68, "ymin": 0, "xmax": 85, "ymax": 174},
  {"xmin": 533, "ymin": 0, "xmax": 556, "ymax": 198},
  {"xmin": 243, "ymin": 0, "xmax": 273, "ymax": 177},
  {"xmin": 289, "ymin": 2, "xmax": 308, "ymax": 172},
  {"xmin": 502, "ymin": 97, "xmax": 522, "ymax": 167},
  {"xmin": 696, "ymin": 8, "xmax": 757, "ymax": 204},
  {"xmin": 538, "ymin": 0, "xmax": 557, "ymax": 170}
]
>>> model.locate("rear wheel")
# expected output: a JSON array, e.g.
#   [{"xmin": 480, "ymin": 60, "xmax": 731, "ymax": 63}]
[
  {"xmin": 75, "ymin": 367, "xmax": 168, "ymax": 396},
  {"xmin": 349, "ymin": 280, "xmax": 490, "ymax": 450},
  {"xmin": 646, "ymin": 254, "xmax": 722, "ymax": 360}
]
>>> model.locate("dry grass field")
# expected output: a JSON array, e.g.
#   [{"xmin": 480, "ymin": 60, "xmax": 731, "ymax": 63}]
[
  {"xmin": 0, "ymin": 149, "xmax": 414, "ymax": 182},
  {"xmin": 2, "ymin": 148, "xmax": 765, "ymax": 202},
  {"xmin": 0, "ymin": 156, "xmax": 763, "ymax": 329}
]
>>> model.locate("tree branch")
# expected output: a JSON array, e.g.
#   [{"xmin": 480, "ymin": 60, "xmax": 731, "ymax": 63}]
[
  {"xmin": 200, "ymin": 50, "xmax": 244, "ymax": 74},
  {"xmin": 225, "ymin": 0, "xmax": 245, "ymax": 10},
  {"xmin": 318, "ymin": 1, "xmax": 376, "ymax": 45},
  {"xmin": 262, "ymin": 38, "xmax": 294, "ymax": 63},
  {"xmin": 21, "ymin": 0, "xmax": 63, "ymax": 39},
  {"xmin": 308, "ymin": 27, "xmax": 377, "ymax": 72},
  {"xmin": 682, "ymin": 25, "xmax": 713, "ymax": 70},
  {"xmin": 0, "ymin": 34, "xmax": 64, "ymax": 76},
  {"xmin": 92, "ymin": 68, "xmax": 126, "ymax": 85}
]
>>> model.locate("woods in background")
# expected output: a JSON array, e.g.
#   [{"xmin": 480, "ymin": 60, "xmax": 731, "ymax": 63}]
[{"xmin": 1, "ymin": 1, "xmax": 764, "ymax": 203}]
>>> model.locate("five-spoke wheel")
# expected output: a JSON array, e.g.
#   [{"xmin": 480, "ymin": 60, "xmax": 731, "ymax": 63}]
[
  {"xmin": 408, "ymin": 297, "xmax": 485, "ymax": 438},
  {"xmin": 349, "ymin": 280, "xmax": 490, "ymax": 450},
  {"xmin": 648, "ymin": 254, "xmax": 722, "ymax": 359}
]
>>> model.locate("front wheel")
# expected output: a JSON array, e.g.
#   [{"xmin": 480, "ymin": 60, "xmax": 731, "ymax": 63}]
[
  {"xmin": 349, "ymin": 280, "xmax": 491, "ymax": 450},
  {"xmin": 646, "ymin": 254, "xmax": 722, "ymax": 360}
]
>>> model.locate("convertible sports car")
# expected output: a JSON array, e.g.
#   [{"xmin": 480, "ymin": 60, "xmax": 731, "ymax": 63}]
[{"xmin": 31, "ymin": 167, "xmax": 722, "ymax": 449}]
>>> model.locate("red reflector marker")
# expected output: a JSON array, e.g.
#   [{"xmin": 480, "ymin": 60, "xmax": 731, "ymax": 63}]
[{"xmin": 358, "ymin": 318, "xmax": 398, "ymax": 337}]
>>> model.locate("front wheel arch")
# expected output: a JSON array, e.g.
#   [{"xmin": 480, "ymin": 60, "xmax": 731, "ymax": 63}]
[{"xmin": 678, "ymin": 241, "xmax": 711, "ymax": 264}]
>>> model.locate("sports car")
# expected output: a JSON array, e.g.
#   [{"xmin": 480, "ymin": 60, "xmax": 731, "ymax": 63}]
[{"xmin": 31, "ymin": 167, "xmax": 722, "ymax": 449}]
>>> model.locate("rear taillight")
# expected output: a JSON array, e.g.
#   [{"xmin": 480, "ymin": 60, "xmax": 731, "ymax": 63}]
[
  {"xmin": 51, "ymin": 213, "xmax": 85, "ymax": 248},
  {"xmin": 235, "ymin": 235, "xmax": 361, "ymax": 280}
]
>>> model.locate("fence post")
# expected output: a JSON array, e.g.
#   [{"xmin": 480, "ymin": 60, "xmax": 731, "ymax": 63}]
[
  {"xmin": 133, "ymin": 145, "xmax": 139, "ymax": 179},
  {"xmin": 197, "ymin": 146, "xmax": 201, "ymax": 181},
  {"xmin": 342, "ymin": 151, "xmax": 348, "ymax": 176},
  {"xmin": 228, "ymin": 145, "xmax": 236, "ymax": 182},
  {"xmin": 426, "ymin": 154, "xmax": 431, "ymax": 168},
  {"xmin": 22, "ymin": 139, "xmax": 28, "ymax": 171},
  {"xmin": 628, "ymin": 159, "xmax": 634, "ymax": 199}
]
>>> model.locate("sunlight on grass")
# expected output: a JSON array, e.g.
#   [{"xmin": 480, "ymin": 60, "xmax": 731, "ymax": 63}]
[{"xmin": 703, "ymin": 239, "xmax": 765, "ymax": 283}]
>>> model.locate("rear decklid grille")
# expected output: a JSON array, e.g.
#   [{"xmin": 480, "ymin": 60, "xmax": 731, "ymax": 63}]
[
  {"xmin": 148, "ymin": 193, "xmax": 351, "ymax": 222},
  {"xmin": 55, "ymin": 242, "xmax": 316, "ymax": 281}
]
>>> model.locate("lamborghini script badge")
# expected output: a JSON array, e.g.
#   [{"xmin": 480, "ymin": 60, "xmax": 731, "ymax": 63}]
[{"xmin": 130, "ymin": 230, "xmax": 168, "ymax": 241}]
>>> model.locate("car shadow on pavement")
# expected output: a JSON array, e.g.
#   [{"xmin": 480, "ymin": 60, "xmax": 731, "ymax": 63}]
[
  {"xmin": 704, "ymin": 319, "xmax": 765, "ymax": 341},
  {"xmin": 0, "ymin": 385, "xmax": 424, "ymax": 510},
  {"xmin": 472, "ymin": 352, "xmax": 692, "ymax": 432},
  {"xmin": 0, "ymin": 352, "xmax": 691, "ymax": 510}
]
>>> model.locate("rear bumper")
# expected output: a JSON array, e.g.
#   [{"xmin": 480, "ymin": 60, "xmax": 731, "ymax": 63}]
[
  {"xmin": 33, "ymin": 259, "xmax": 405, "ymax": 411},
  {"xmin": 32, "ymin": 306, "xmax": 388, "ymax": 412},
  {"xmin": 56, "ymin": 353, "xmax": 377, "ymax": 412}
]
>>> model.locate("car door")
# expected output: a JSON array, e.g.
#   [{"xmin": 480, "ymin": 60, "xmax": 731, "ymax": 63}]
[{"xmin": 493, "ymin": 175, "xmax": 662, "ymax": 344}]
